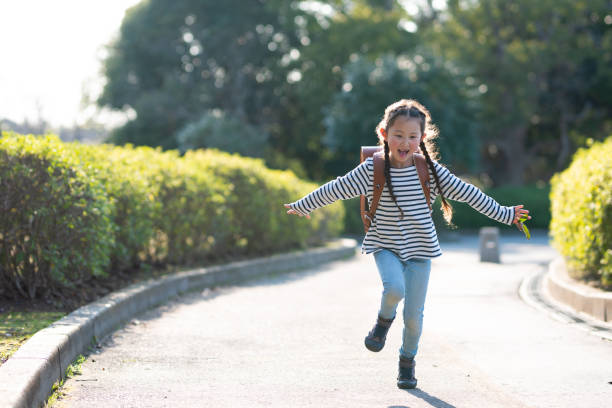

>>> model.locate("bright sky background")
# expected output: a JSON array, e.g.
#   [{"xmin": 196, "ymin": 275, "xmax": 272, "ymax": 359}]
[{"xmin": 0, "ymin": 0, "xmax": 141, "ymax": 128}]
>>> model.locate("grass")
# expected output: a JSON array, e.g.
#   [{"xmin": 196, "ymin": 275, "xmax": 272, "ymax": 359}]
[
  {"xmin": 46, "ymin": 354, "xmax": 86, "ymax": 407},
  {"xmin": 0, "ymin": 263, "xmax": 181, "ymax": 367},
  {"xmin": 0, "ymin": 304, "xmax": 65, "ymax": 366},
  {"xmin": 0, "ymin": 260, "xmax": 247, "ymax": 369}
]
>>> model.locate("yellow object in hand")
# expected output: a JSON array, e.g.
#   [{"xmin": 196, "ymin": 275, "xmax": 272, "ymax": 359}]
[{"xmin": 517, "ymin": 214, "xmax": 531, "ymax": 240}]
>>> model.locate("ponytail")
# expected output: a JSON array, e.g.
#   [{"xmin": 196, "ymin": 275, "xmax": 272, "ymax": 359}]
[
  {"xmin": 420, "ymin": 141, "xmax": 453, "ymax": 225},
  {"xmin": 384, "ymin": 141, "xmax": 405, "ymax": 219}
]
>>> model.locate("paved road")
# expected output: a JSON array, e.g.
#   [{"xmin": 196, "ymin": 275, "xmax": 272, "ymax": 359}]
[{"xmin": 56, "ymin": 232, "xmax": 612, "ymax": 407}]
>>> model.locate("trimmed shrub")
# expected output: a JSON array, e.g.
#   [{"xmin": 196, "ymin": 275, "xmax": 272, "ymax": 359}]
[
  {"xmin": 77, "ymin": 144, "xmax": 229, "ymax": 266},
  {"xmin": 151, "ymin": 151, "xmax": 228, "ymax": 265},
  {"xmin": 0, "ymin": 133, "xmax": 343, "ymax": 301},
  {"xmin": 0, "ymin": 134, "xmax": 114, "ymax": 299},
  {"xmin": 550, "ymin": 137, "xmax": 612, "ymax": 289},
  {"xmin": 71, "ymin": 143, "xmax": 160, "ymax": 270},
  {"xmin": 185, "ymin": 149, "xmax": 345, "ymax": 255}
]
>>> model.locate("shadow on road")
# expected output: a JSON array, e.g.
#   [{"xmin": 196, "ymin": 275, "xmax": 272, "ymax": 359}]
[
  {"xmin": 391, "ymin": 388, "xmax": 457, "ymax": 408},
  {"xmin": 122, "ymin": 259, "xmax": 342, "ymax": 325}
]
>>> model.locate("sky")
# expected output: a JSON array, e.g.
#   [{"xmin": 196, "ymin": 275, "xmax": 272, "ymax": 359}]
[{"xmin": 0, "ymin": 0, "xmax": 141, "ymax": 128}]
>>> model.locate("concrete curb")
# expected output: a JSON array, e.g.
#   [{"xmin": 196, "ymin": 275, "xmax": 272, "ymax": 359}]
[
  {"xmin": 519, "ymin": 266, "xmax": 612, "ymax": 342},
  {"xmin": 545, "ymin": 257, "xmax": 612, "ymax": 323},
  {"xmin": 0, "ymin": 238, "xmax": 358, "ymax": 408}
]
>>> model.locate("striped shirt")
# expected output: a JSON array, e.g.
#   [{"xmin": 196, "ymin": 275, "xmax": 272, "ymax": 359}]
[{"xmin": 289, "ymin": 157, "xmax": 515, "ymax": 260}]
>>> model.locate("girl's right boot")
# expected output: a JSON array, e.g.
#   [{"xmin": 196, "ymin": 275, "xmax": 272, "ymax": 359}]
[{"xmin": 364, "ymin": 315, "xmax": 394, "ymax": 352}]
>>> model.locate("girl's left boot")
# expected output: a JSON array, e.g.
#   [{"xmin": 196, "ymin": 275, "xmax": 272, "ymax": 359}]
[
  {"xmin": 364, "ymin": 315, "xmax": 394, "ymax": 352},
  {"xmin": 397, "ymin": 356, "xmax": 417, "ymax": 389}
]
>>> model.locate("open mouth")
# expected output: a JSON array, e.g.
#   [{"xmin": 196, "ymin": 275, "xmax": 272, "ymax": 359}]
[{"xmin": 398, "ymin": 149, "xmax": 409, "ymax": 158}]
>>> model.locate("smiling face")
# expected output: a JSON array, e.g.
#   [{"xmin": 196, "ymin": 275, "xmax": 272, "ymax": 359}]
[{"xmin": 381, "ymin": 115, "xmax": 423, "ymax": 168}]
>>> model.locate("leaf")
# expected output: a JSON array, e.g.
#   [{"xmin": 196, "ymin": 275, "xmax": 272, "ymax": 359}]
[
  {"xmin": 515, "ymin": 213, "xmax": 531, "ymax": 239},
  {"xmin": 522, "ymin": 222, "xmax": 531, "ymax": 239}
]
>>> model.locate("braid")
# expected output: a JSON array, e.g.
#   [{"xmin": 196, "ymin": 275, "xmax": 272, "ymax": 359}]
[
  {"xmin": 420, "ymin": 141, "xmax": 453, "ymax": 225},
  {"xmin": 384, "ymin": 141, "xmax": 404, "ymax": 219}
]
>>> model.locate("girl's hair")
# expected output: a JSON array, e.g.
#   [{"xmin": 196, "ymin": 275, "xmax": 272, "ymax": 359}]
[{"xmin": 375, "ymin": 99, "xmax": 453, "ymax": 224}]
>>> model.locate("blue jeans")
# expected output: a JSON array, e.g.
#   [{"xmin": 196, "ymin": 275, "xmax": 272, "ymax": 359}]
[{"xmin": 373, "ymin": 249, "xmax": 431, "ymax": 359}]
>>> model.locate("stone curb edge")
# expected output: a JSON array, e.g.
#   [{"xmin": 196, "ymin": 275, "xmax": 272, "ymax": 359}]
[
  {"xmin": 545, "ymin": 257, "xmax": 612, "ymax": 323},
  {"xmin": 0, "ymin": 238, "xmax": 358, "ymax": 408},
  {"xmin": 518, "ymin": 266, "xmax": 612, "ymax": 342}
]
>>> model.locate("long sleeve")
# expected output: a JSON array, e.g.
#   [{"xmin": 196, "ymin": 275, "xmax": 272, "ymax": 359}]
[
  {"xmin": 431, "ymin": 161, "xmax": 515, "ymax": 225},
  {"xmin": 289, "ymin": 159, "xmax": 371, "ymax": 216}
]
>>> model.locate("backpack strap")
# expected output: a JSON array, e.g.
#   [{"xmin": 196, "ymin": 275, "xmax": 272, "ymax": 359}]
[
  {"xmin": 414, "ymin": 153, "xmax": 432, "ymax": 212},
  {"xmin": 361, "ymin": 151, "xmax": 386, "ymax": 233}
]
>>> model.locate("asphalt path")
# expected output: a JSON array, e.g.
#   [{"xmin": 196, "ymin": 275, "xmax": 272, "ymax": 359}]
[{"xmin": 56, "ymin": 232, "xmax": 612, "ymax": 407}]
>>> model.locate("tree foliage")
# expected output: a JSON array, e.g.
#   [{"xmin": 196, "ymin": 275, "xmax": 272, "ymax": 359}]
[
  {"xmin": 176, "ymin": 109, "xmax": 269, "ymax": 157},
  {"xmin": 322, "ymin": 52, "xmax": 480, "ymax": 176},
  {"xmin": 98, "ymin": 0, "xmax": 612, "ymax": 185},
  {"xmin": 280, "ymin": 1, "xmax": 419, "ymax": 179},
  {"xmin": 418, "ymin": 0, "xmax": 612, "ymax": 184},
  {"xmin": 98, "ymin": 0, "xmax": 419, "ymax": 179},
  {"xmin": 99, "ymin": 0, "xmax": 310, "ymax": 150}
]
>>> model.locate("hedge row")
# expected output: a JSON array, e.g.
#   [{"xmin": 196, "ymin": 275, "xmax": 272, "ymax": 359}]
[
  {"xmin": 0, "ymin": 133, "xmax": 344, "ymax": 300},
  {"xmin": 550, "ymin": 137, "xmax": 612, "ymax": 289}
]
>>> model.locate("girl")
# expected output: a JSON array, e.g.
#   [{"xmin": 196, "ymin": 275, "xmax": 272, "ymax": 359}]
[{"xmin": 283, "ymin": 99, "xmax": 530, "ymax": 389}]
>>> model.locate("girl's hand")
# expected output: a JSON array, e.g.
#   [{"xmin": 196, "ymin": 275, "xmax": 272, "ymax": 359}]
[
  {"xmin": 512, "ymin": 204, "xmax": 531, "ymax": 225},
  {"xmin": 513, "ymin": 204, "xmax": 531, "ymax": 239},
  {"xmin": 284, "ymin": 203, "xmax": 311, "ymax": 219}
]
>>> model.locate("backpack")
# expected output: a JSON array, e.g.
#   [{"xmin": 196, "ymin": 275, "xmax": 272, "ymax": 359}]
[{"xmin": 360, "ymin": 146, "xmax": 432, "ymax": 233}]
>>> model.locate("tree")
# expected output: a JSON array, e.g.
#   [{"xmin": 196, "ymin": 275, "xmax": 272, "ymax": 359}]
[
  {"xmin": 322, "ymin": 53, "xmax": 481, "ymax": 176},
  {"xmin": 279, "ymin": 1, "xmax": 419, "ymax": 179},
  {"xmin": 176, "ymin": 109, "xmax": 269, "ymax": 157},
  {"xmin": 98, "ymin": 0, "xmax": 423, "ymax": 180},
  {"xmin": 416, "ymin": 0, "xmax": 612, "ymax": 185},
  {"xmin": 98, "ymin": 0, "xmax": 312, "ymax": 150}
]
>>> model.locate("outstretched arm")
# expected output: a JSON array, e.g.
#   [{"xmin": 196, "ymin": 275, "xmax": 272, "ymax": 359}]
[
  {"xmin": 432, "ymin": 162, "xmax": 521, "ymax": 225},
  {"xmin": 283, "ymin": 159, "xmax": 371, "ymax": 218}
]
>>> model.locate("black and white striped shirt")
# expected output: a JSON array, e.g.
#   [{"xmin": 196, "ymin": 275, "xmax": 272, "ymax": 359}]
[{"xmin": 289, "ymin": 157, "xmax": 515, "ymax": 260}]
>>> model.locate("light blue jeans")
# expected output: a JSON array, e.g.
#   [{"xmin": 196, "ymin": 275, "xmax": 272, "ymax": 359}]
[{"xmin": 373, "ymin": 249, "xmax": 431, "ymax": 359}]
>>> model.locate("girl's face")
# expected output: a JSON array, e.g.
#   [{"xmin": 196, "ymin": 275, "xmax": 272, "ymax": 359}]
[{"xmin": 381, "ymin": 115, "xmax": 423, "ymax": 168}]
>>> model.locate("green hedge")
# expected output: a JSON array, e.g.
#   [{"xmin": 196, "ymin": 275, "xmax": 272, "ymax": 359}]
[
  {"xmin": 550, "ymin": 137, "xmax": 612, "ymax": 289},
  {"xmin": 0, "ymin": 135, "xmax": 114, "ymax": 299},
  {"xmin": 184, "ymin": 149, "xmax": 343, "ymax": 253},
  {"xmin": 0, "ymin": 133, "xmax": 344, "ymax": 300},
  {"xmin": 70, "ymin": 143, "xmax": 160, "ymax": 270}
]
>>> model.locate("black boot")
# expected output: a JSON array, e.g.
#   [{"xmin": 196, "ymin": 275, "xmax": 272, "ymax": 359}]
[
  {"xmin": 364, "ymin": 315, "xmax": 394, "ymax": 352},
  {"xmin": 397, "ymin": 356, "xmax": 417, "ymax": 389}
]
